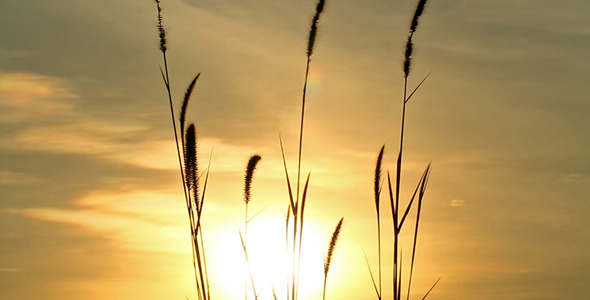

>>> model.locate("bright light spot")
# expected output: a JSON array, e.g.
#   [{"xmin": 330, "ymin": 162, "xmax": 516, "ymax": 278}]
[
  {"xmin": 206, "ymin": 216, "xmax": 327, "ymax": 300},
  {"xmin": 450, "ymin": 199, "xmax": 465, "ymax": 207}
]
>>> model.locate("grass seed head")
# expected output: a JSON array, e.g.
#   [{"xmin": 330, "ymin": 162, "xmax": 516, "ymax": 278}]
[
  {"xmin": 307, "ymin": 0, "xmax": 326, "ymax": 58},
  {"xmin": 154, "ymin": 0, "xmax": 167, "ymax": 53},
  {"xmin": 244, "ymin": 155, "xmax": 262, "ymax": 204}
]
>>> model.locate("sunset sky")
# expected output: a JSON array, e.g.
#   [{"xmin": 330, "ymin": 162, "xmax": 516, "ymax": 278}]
[{"xmin": 1, "ymin": 0, "xmax": 589, "ymax": 299}]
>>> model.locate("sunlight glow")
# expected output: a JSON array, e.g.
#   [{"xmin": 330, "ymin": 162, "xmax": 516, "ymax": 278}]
[{"xmin": 206, "ymin": 216, "xmax": 327, "ymax": 300}]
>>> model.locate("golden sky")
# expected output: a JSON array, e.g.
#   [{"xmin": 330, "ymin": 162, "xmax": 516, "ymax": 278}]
[{"xmin": 1, "ymin": 0, "xmax": 589, "ymax": 299}]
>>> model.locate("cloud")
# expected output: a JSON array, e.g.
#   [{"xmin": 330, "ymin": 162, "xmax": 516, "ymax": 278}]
[
  {"xmin": 0, "ymin": 71, "xmax": 76, "ymax": 122},
  {"xmin": 562, "ymin": 173, "xmax": 590, "ymax": 183},
  {"xmin": 0, "ymin": 170, "xmax": 39, "ymax": 185},
  {"xmin": 8, "ymin": 189, "xmax": 190, "ymax": 254},
  {"xmin": 5, "ymin": 124, "xmax": 278, "ymax": 171},
  {"xmin": 0, "ymin": 267, "xmax": 23, "ymax": 273},
  {"xmin": 0, "ymin": 70, "xmax": 176, "ymax": 170},
  {"xmin": 450, "ymin": 199, "xmax": 465, "ymax": 207},
  {"xmin": 0, "ymin": 68, "xmax": 278, "ymax": 171},
  {"xmin": 10, "ymin": 121, "xmax": 146, "ymax": 155}
]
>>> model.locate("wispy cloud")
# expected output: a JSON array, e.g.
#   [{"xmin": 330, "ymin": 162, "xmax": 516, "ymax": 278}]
[
  {"xmin": 9, "ymin": 189, "xmax": 190, "ymax": 254},
  {"xmin": 0, "ymin": 170, "xmax": 39, "ymax": 185},
  {"xmin": 450, "ymin": 199, "xmax": 465, "ymax": 207},
  {"xmin": 0, "ymin": 267, "xmax": 23, "ymax": 273},
  {"xmin": 561, "ymin": 173, "xmax": 590, "ymax": 183},
  {"xmin": 0, "ymin": 71, "xmax": 76, "ymax": 122}
]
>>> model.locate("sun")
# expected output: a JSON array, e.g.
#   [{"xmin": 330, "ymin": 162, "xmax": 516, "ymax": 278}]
[{"xmin": 206, "ymin": 215, "xmax": 327, "ymax": 300}]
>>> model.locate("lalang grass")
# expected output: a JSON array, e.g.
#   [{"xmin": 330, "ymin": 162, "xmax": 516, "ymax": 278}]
[{"xmin": 153, "ymin": 0, "xmax": 440, "ymax": 299}]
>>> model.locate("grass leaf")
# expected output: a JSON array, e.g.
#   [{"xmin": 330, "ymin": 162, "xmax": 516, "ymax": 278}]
[{"xmin": 180, "ymin": 73, "xmax": 201, "ymax": 137}]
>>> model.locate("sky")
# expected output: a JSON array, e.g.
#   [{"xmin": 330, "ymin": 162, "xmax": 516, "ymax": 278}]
[{"xmin": 1, "ymin": 0, "xmax": 589, "ymax": 299}]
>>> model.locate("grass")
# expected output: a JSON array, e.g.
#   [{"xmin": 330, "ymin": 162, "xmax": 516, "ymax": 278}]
[
  {"xmin": 323, "ymin": 217, "xmax": 343, "ymax": 300},
  {"xmin": 153, "ymin": 0, "xmax": 439, "ymax": 299},
  {"xmin": 242, "ymin": 154, "xmax": 262, "ymax": 299},
  {"xmin": 365, "ymin": 1, "xmax": 441, "ymax": 299}
]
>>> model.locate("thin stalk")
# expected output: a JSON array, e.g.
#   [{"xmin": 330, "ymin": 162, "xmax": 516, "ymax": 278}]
[
  {"xmin": 294, "ymin": 59, "xmax": 311, "ymax": 300},
  {"xmin": 393, "ymin": 77, "xmax": 408, "ymax": 300},
  {"xmin": 362, "ymin": 247, "xmax": 380, "ymax": 299},
  {"xmin": 244, "ymin": 201, "xmax": 249, "ymax": 300},
  {"xmin": 421, "ymin": 278, "xmax": 441, "ymax": 300},
  {"xmin": 386, "ymin": 172, "xmax": 397, "ymax": 300},
  {"xmin": 239, "ymin": 232, "xmax": 258, "ymax": 299},
  {"xmin": 195, "ymin": 155, "xmax": 212, "ymax": 300},
  {"xmin": 295, "ymin": 173, "xmax": 311, "ymax": 300},
  {"xmin": 285, "ymin": 204, "xmax": 291, "ymax": 300},
  {"xmin": 296, "ymin": 57, "xmax": 311, "ymax": 208},
  {"xmin": 279, "ymin": 136, "xmax": 296, "ymax": 213},
  {"xmin": 291, "ymin": 199, "xmax": 299, "ymax": 300},
  {"xmin": 407, "ymin": 165, "xmax": 431, "ymax": 300}
]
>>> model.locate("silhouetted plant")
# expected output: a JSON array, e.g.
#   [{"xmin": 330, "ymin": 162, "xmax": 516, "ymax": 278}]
[
  {"xmin": 153, "ymin": 1, "xmax": 210, "ymax": 299},
  {"xmin": 152, "ymin": 0, "xmax": 444, "ymax": 299},
  {"xmin": 323, "ymin": 218, "xmax": 343, "ymax": 300},
  {"xmin": 242, "ymin": 154, "xmax": 262, "ymax": 300},
  {"xmin": 278, "ymin": 1, "xmax": 343, "ymax": 300},
  {"xmin": 366, "ymin": 1, "xmax": 440, "ymax": 300}
]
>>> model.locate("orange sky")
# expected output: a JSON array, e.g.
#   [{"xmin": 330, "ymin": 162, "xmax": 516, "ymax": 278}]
[{"xmin": 1, "ymin": 0, "xmax": 589, "ymax": 299}]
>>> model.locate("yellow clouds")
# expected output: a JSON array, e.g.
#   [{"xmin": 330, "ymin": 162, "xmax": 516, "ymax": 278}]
[
  {"xmin": 11, "ymin": 189, "xmax": 189, "ymax": 254},
  {"xmin": 0, "ymin": 70, "xmax": 178, "ymax": 170},
  {"xmin": 450, "ymin": 199, "xmax": 465, "ymax": 207},
  {"xmin": 9, "ymin": 121, "xmax": 181, "ymax": 170},
  {"xmin": 0, "ymin": 170, "xmax": 39, "ymax": 185},
  {"xmin": 0, "ymin": 71, "xmax": 76, "ymax": 121}
]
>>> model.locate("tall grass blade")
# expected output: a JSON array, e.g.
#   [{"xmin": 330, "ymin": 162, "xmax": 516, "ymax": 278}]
[
  {"xmin": 279, "ymin": 136, "xmax": 296, "ymax": 213},
  {"xmin": 299, "ymin": 173, "xmax": 311, "ymax": 235},
  {"xmin": 420, "ymin": 277, "xmax": 441, "ymax": 300},
  {"xmin": 386, "ymin": 171, "xmax": 399, "ymax": 300},
  {"xmin": 399, "ymin": 165, "xmax": 431, "ymax": 230},
  {"xmin": 404, "ymin": 72, "xmax": 431, "ymax": 104},
  {"xmin": 159, "ymin": 67, "xmax": 168, "ymax": 87},
  {"xmin": 387, "ymin": 172, "xmax": 396, "ymax": 223},
  {"xmin": 247, "ymin": 205, "xmax": 271, "ymax": 224},
  {"xmin": 180, "ymin": 74, "xmax": 201, "ymax": 137},
  {"xmin": 197, "ymin": 154, "xmax": 213, "ymax": 300},
  {"xmin": 199, "ymin": 150, "xmax": 213, "ymax": 215},
  {"xmin": 362, "ymin": 247, "xmax": 381, "ymax": 299},
  {"xmin": 295, "ymin": 173, "xmax": 311, "ymax": 300},
  {"xmin": 406, "ymin": 164, "xmax": 431, "ymax": 300}
]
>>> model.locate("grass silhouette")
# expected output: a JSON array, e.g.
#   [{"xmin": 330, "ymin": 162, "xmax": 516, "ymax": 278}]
[
  {"xmin": 242, "ymin": 154, "xmax": 262, "ymax": 299},
  {"xmin": 366, "ymin": 1, "xmax": 441, "ymax": 299},
  {"xmin": 152, "ymin": 0, "xmax": 439, "ymax": 299}
]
